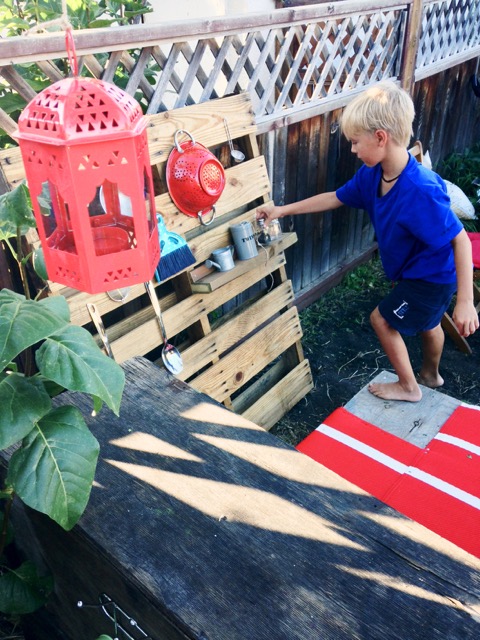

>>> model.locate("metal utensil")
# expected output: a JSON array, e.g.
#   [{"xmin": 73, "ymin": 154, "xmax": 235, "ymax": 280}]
[
  {"xmin": 166, "ymin": 129, "xmax": 224, "ymax": 226},
  {"xmin": 87, "ymin": 303, "xmax": 115, "ymax": 359},
  {"xmin": 107, "ymin": 287, "xmax": 130, "ymax": 303},
  {"xmin": 223, "ymin": 118, "xmax": 245, "ymax": 163},
  {"xmin": 144, "ymin": 280, "xmax": 183, "ymax": 375}
]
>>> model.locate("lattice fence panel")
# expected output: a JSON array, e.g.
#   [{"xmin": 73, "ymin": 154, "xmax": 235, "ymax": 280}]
[
  {"xmin": 1, "ymin": 1, "xmax": 479, "ymax": 136},
  {"xmin": 417, "ymin": 0, "xmax": 480, "ymax": 71}
]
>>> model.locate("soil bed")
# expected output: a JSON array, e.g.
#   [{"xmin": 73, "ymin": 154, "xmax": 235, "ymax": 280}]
[{"xmin": 272, "ymin": 257, "xmax": 480, "ymax": 446}]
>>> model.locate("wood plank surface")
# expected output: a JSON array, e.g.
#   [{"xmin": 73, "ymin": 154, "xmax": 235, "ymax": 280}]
[
  {"xmin": 109, "ymin": 252, "xmax": 288, "ymax": 363},
  {"xmin": 344, "ymin": 370, "xmax": 464, "ymax": 448},
  {"xmin": 239, "ymin": 359, "xmax": 314, "ymax": 429},
  {"xmin": 179, "ymin": 280, "xmax": 295, "ymax": 381},
  {"xmin": 191, "ymin": 306, "xmax": 303, "ymax": 401},
  {"xmin": 0, "ymin": 146, "xmax": 24, "ymax": 187},
  {"xmin": 155, "ymin": 155, "xmax": 271, "ymax": 234},
  {"xmin": 18, "ymin": 357, "xmax": 479, "ymax": 640},
  {"xmin": 190, "ymin": 232, "xmax": 297, "ymax": 293},
  {"xmin": 146, "ymin": 92, "xmax": 256, "ymax": 163}
]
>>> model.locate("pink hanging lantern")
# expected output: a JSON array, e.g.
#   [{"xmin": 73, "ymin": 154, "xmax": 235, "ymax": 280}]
[{"xmin": 15, "ymin": 30, "xmax": 159, "ymax": 294}]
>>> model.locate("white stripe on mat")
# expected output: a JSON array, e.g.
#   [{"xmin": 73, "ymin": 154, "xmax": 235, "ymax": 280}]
[
  {"xmin": 434, "ymin": 432, "xmax": 480, "ymax": 457},
  {"xmin": 318, "ymin": 424, "xmax": 409, "ymax": 474},
  {"xmin": 405, "ymin": 467, "xmax": 480, "ymax": 510},
  {"xmin": 319, "ymin": 422, "xmax": 480, "ymax": 511}
]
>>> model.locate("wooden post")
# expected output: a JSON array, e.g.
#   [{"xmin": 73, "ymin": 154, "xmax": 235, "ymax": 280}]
[{"xmin": 400, "ymin": 0, "xmax": 423, "ymax": 94}]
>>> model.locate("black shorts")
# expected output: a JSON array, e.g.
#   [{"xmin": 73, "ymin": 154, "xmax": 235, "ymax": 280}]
[{"xmin": 378, "ymin": 279, "xmax": 457, "ymax": 337}]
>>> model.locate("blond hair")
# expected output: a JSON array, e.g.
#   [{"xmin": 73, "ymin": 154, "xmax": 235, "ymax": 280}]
[{"xmin": 340, "ymin": 81, "xmax": 415, "ymax": 147}]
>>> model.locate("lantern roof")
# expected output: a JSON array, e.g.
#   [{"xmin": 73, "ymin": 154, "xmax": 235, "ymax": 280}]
[{"xmin": 17, "ymin": 76, "xmax": 145, "ymax": 145}]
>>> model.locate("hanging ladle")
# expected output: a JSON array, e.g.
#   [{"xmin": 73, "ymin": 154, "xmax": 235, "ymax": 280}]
[
  {"xmin": 107, "ymin": 287, "xmax": 130, "ymax": 303},
  {"xmin": 223, "ymin": 118, "xmax": 245, "ymax": 163},
  {"xmin": 144, "ymin": 280, "xmax": 184, "ymax": 375}
]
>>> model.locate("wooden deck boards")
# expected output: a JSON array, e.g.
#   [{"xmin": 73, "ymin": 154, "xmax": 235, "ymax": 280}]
[
  {"xmin": 14, "ymin": 358, "xmax": 480, "ymax": 640},
  {"xmin": 344, "ymin": 370, "xmax": 467, "ymax": 448}
]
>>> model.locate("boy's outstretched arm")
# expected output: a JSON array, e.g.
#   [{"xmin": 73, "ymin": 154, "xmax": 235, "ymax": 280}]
[
  {"xmin": 451, "ymin": 229, "xmax": 480, "ymax": 337},
  {"xmin": 256, "ymin": 191, "xmax": 343, "ymax": 224}
]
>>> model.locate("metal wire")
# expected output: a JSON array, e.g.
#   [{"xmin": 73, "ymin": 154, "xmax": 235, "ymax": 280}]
[{"xmin": 77, "ymin": 593, "xmax": 153, "ymax": 640}]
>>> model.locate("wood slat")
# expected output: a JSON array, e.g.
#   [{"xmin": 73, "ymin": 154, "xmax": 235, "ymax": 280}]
[
  {"xmin": 0, "ymin": 147, "xmax": 25, "ymax": 188},
  {"xmin": 0, "ymin": 93, "xmax": 256, "ymax": 194},
  {"xmin": 190, "ymin": 233, "xmax": 298, "ymax": 293},
  {"xmin": 64, "ymin": 283, "xmax": 178, "ymax": 328},
  {"xmin": 110, "ymin": 252, "xmax": 288, "ymax": 363},
  {"xmin": 147, "ymin": 92, "xmax": 256, "ymax": 163},
  {"xmin": 179, "ymin": 281, "xmax": 295, "ymax": 380},
  {"xmin": 190, "ymin": 306, "xmax": 303, "ymax": 402},
  {"xmin": 187, "ymin": 206, "xmax": 264, "ymax": 280},
  {"xmin": 155, "ymin": 156, "xmax": 271, "ymax": 234},
  {"xmin": 238, "ymin": 359, "xmax": 314, "ymax": 429}
]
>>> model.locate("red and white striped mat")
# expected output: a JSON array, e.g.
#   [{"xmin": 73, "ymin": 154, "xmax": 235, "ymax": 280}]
[{"xmin": 297, "ymin": 405, "xmax": 480, "ymax": 557}]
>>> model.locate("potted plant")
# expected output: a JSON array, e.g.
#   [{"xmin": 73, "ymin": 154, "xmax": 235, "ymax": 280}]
[{"xmin": 0, "ymin": 182, "xmax": 125, "ymax": 619}]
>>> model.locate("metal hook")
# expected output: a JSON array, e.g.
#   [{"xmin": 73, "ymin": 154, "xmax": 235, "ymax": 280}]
[
  {"xmin": 173, "ymin": 129, "xmax": 196, "ymax": 153},
  {"xmin": 197, "ymin": 205, "xmax": 216, "ymax": 226}
]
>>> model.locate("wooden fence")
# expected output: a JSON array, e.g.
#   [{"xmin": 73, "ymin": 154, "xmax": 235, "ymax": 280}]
[{"xmin": 1, "ymin": 0, "xmax": 480, "ymax": 301}]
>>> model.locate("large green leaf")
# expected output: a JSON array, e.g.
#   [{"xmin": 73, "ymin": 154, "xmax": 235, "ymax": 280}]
[
  {"xmin": 0, "ymin": 182, "xmax": 35, "ymax": 241},
  {"xmin": 36, "ymin": 324, "xmax": 124, "ymax": 415},
  {"xmin": 8, "ymin": 405, "xmax": 100, "ymax": 530},
  {"xmin": 0, "ymin": 561, "xmax": 53, "ymax": 615},
  {"xmin": 0, "ymin": 511, "xmax": 14, "ymax": 548},
  {"xmin": 0, "ymin": 290, "xmax": 70, "ymax": 372},
  {"xmin": 0, "ymin": 373, "xmax": 51, "ymax": 448},
  {"xmin": 0, "ymin": 91, "xmax": 27, "ymax": 115}
]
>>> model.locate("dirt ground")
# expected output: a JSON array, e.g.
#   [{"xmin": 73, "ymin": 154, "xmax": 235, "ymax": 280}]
[{"xmin": 271, "ymin": 257, "xmax": 480, "ymax": 447}]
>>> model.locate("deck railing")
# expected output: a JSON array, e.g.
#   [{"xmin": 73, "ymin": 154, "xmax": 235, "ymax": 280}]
[{"xmin": 1, "ymin": 0, "xmax": 479, "ymax": 139}]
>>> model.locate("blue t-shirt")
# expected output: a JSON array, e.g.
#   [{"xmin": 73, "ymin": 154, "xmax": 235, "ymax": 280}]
[{"xmin": 336, "ymin": 154, "xmax": 462, "ymax": 284}]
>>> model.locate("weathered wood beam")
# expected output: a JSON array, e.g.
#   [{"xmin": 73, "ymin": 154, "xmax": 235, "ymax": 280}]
[
  {"xmin": 400, "ymin": 0, "xmax": 423, "ymax": 93},
  {"xmin": 0, "ymin": 1, "xmax": 412, "ymax": 66}
]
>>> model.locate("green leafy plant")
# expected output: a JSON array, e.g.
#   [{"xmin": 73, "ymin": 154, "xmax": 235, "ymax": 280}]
[
  {"xmin": 439, "ymin": 144, "xmax": 480, "ymax": 232},
  {"xmin": 439, "ymin": 144, "xmax": 480, "ymax": 198},
  {"xmin": 0, "ymin": 182, "xmax": 125, "ymax": 615}
]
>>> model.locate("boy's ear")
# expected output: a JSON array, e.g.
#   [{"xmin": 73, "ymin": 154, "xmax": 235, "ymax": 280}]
[{"xmin": 375, "ymin": 129, "xmax": 388, "ymax": 146}]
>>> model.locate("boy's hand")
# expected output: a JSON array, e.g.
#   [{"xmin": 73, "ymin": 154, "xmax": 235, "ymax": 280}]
[
  {"xmin": 452, "ymin": 300, "xmax": 479, "ymax": 337},
  {"xmin": 256, "ymin": 204, "xmax": 281, "ymax": 224}
]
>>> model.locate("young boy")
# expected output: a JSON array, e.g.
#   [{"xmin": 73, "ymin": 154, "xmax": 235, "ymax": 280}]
[{"xmin": 256, "ymin": 81, "xmax": 479, "ymax": 402}]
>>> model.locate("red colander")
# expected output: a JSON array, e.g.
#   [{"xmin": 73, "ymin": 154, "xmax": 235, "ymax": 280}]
[{"xmin": 166, "ymin": 129, "xmax": 225, "ymax": 226}]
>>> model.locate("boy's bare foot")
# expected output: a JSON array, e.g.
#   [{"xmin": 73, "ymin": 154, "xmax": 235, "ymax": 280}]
[
  {"xmin": 368, "ymin": 381, "xmax": 422, "ymax": 402},
  {"xmin": 416, "ymin": 372, "xmax": 444, "ymax": 389}
]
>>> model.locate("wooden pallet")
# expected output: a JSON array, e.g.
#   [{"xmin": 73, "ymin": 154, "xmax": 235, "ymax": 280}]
[{"xmin": 0, "ymin": 93, "xmax": 313, "ymax": 429}]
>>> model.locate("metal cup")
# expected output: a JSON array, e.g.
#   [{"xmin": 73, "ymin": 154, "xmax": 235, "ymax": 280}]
[
  {"xmin": 230, "ymin": 221, "xmax": 258, "ymax": 260},
  {"xmin": 206, "ymin": 245, "xmax": 235, "ymax": 271}
]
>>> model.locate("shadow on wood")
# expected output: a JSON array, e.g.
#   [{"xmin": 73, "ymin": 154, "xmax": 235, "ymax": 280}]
[{"xmin": 10, "ymin": 358, "xmax": 480, "ymax": 640}]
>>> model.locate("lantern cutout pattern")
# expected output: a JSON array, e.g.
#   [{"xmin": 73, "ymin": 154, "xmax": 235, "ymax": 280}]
[{"xmin": 16, "ymin": 76, "xmax": 159, "ymax": 294}]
